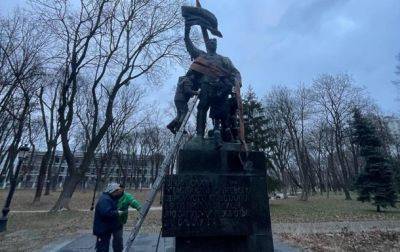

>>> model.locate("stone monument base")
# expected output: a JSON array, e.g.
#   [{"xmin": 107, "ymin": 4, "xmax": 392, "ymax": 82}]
[{"xmin": 162, "ymin": 137, "xmax": 274, "ymax": 252}]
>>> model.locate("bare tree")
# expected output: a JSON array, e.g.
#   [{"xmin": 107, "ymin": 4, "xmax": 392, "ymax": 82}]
[
  {"xmin": 32, "ymin": 74, "xmax": 61, "ymax": 203},
  {"xmin": 0, "ymin": 12, "xmax": 46, "ymax": 186},
  {"xmin": 0, "ymin": 113, "xmax": 14, "ymax": 179},
  {"xmin": 31, "ymin": 0, "xmax": 184, "ymax": 210},
  {"xmin": 88, "ymin": 86, "xmax": 145, "ymax": 210},
  {"xmin": 266, "ymin": 86, "xmax": 313, "ymax": 200},
  {"xmin": 307, "ymin": 121, "xmax": 326, "ymax": 195},
  {"xmin": 312, "ymin": 74, "xmax": 365, "ymax": 200},
  {"xmin": 265, "ymin": 102, "xmax": 291, "ymax": 198},
  {"xmin": 120, "ymin": 131, "xmax": 140, "ymax": 189},
  {"xmin": 141, "ymin": 118, "xmax": 170, "ymax": 185}
]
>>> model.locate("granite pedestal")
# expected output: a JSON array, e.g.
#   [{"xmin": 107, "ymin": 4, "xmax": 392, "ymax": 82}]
[{"xmin": 162, "ymin": 138, "xmax": 274, "ymax": 252}]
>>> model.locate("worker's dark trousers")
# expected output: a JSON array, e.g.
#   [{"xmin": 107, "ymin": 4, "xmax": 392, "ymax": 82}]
[
  {"xmin": 95, "ymin": 228, "xmax": 123, "ymax": 252},
  {"xmin": 167, "ymin": 100, "xmax": 189, "ymax": 131},
  {"xmin": 196, "ymin": 98, "xmax": 210, "ymax": 137}
]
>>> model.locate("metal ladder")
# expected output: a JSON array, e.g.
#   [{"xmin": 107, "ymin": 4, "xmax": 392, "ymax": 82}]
[{"xmin": 124, "ymin": 96, "xmax": 198, "ymax": 252}]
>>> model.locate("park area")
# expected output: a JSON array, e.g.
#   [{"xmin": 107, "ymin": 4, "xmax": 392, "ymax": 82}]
[
  {"xmin": 1, "ymin": 0, "xmax": 400, "ymax": 251},
  {"xmin": 0, "ymin": 190, "xmax": 399, "ymax": 251}
]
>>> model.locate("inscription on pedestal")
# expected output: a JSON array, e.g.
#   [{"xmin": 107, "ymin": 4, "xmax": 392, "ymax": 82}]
[{"xmin": 162, "ymin": 175, "xmax": 253, "ymax": 237}]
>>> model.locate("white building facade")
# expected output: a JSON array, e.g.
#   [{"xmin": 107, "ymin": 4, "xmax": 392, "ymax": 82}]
[{"xmin": 0, "ymin": 151, "xmax": 162, "ymax": 190}]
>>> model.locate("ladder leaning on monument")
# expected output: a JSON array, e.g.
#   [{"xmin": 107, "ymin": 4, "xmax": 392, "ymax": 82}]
[{"xmin": 123, "ymin": 96, "xmax": 199, "ymax": 252}]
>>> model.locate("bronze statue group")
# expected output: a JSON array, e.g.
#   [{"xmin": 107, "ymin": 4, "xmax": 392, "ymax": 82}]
[{"xmin": 167, "ymin": 5, "xmax": 243, "ymax": 149}]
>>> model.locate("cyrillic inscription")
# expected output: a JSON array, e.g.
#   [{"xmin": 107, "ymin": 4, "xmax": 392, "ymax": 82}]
[{"xmin": 162, "ymin": 175, "xmax": 252, "ymax": 237}]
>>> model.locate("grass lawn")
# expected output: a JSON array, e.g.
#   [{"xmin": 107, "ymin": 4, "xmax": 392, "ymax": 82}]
[
  {"xmin": 0, "ymin": 190, "xmax": 399, "ymax": 251},
  {"xmin": 270, "ymin": 193, "xmax": 400, "ymax": 223}
]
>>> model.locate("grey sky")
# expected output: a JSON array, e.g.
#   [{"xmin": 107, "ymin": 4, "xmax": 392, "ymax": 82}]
[{"xmin": 1, "ymin": 0, "xmax": 399, "ymax": 114}]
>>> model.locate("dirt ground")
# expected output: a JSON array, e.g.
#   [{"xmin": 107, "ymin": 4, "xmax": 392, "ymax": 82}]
[
  {"xmin": 0, "ymin": 190, "xmax": 400, "ymax": 251},
  {"xmin": 280, "ymin": 230, "xmax": 400, "ymax": 252},
  {"xmin": 0, "ymin": 189, "xmax": 161, "ymax": 211}
]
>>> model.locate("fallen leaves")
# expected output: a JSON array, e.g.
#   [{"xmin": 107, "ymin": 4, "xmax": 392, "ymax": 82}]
[{"xmin": 280, "ymin": 230, "xmax": 400, "ymax": 252}]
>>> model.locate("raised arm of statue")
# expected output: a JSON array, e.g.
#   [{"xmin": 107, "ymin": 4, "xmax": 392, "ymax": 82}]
[
  {"xmin": 182, "ymin": 5, "xmax": 222, "ymax": 60},
  {"xmin": 184, "ymin": 24, "xmax": 203, "ymax": 60}
]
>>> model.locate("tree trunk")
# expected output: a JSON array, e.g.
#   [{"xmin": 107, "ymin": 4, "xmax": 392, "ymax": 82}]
[
  {"xmin": 44, "ymin": 163, "xmax": 52, "ymax": 195},
  {"xmin": 135, "ymin": 166, "xmax": 140, "ymax": 190},
  {"xmin": 129, "ymin": 166, "xmax": 134, "ymax": 189},
  {"xmin": 90, "ymin": 160, "xmax": 104, "ymax": 211},
  {"xmin": 299, "ymin": 151, "xmax": 310, "ymax": 201},
  {"xmin": 334, "ymin": 131, "xmax": 352, "ymax": 200},
  {"xmin": 45, "ymin": 147, "xmax": 56, "ymax": 195},
  {"xmin": 326, "ymin": 162, "xmax": 330, "ymax": 199},
  {"xmin": 281, "ymin": 168, "xmax": 289, "ymax": 199},
  {"xmin": 91, "ymin": 174, "xmax": 100, "ymax": 211},
  {"xmin": 350, "ymin": 143, "xmax": 359, "ymax": 176},
  {"xmin": 343, "ymin": 187, "xmax": 352, "ymax": 200},
  {"xmin": 52, "ymin": 155, "xmax": 64, "ymax": 191},
  {"xmin": 155, "ymin": 156, "xmax": 161, "ymax": 180},
  {"xmin": 51, "ymin": 173, "xmax": 82, "ymax": 211},
  {"xmin": 377, "ymin": 205, "xmax": 381, "ymax": 212},
  {"xmin": 32, "ymin": 149, "xmax": 51, "ymax": 203}
]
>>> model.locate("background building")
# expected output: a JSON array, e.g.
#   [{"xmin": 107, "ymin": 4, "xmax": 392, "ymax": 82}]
[{"xmin": 0, "ymin": 151, "xmax": 162, "ymax": 190}]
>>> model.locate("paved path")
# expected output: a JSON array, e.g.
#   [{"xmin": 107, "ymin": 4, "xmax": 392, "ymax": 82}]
[
  {"xmin": 42, "ymin": 233, "xmax": 299, "ymax": 252},
  {"xmin": 42, "ymin": 233, "xmax": 173, "ymax": 252}
]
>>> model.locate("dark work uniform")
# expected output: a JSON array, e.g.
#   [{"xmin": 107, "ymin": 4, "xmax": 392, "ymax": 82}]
[
  {"xmin": 93, "ymin": 193, "xmax": 123, "ymax": 252},
  {"xmin": 191, "ymin": 55, "xmax": 239, "ymax": 138},
  {"xmin": 167, "ymin": 76, "xmax": 198, "ymax": 134},
  {"xmin": 210, "ymin": 94, "xmax": 239, "ymax": 143}
]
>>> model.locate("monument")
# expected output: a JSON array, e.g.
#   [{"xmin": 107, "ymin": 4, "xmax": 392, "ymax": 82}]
[{"xmin": 162, "ymin": 1, "xmax": 274, "ymax": 251}]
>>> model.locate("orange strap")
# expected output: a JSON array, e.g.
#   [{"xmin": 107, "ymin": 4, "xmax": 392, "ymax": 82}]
[{"xmin": 190, "ymin": 56, "xmax": 230, "ymax": 78}]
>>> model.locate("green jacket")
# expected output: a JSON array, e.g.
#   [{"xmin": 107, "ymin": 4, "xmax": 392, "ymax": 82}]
[{"xmin": 117, "ymin": 192, "xmax": 142, "ymax": 224}]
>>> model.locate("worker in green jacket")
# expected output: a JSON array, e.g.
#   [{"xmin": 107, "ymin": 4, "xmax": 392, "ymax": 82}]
[{"xmin": 117, "ymin": 184, "xmax": 142, "ymax": 225}]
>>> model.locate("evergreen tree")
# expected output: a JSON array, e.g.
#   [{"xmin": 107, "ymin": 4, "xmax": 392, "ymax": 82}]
[
  {"xmin": 242, "ymin": 87, "xmax": 272, "ymax": 152},
  {"xmin": 352, "ymin": 109, "xmax": 397, "ymax": 212},
  {"xmin": 392, "ymin": 158, "xmax": 400, "ymax": 194},
  {"xmin": 242, "ymin": 87, "xmax": 281, "ymax": 192}
]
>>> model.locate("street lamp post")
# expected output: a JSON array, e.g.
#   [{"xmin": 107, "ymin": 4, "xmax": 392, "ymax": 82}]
[{"xmin": 0, "ymin": 145, "xmax": 30, "ymax": 233}]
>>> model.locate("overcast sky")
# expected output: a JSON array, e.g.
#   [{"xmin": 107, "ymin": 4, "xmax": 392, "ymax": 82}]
[{"xmin": 1, "ymin": 0, "xmax": 399, "ymax": 114}]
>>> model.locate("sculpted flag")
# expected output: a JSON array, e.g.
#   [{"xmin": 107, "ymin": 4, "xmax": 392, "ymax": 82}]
[{"xmin": 181, "ymin": 6, "xmax": 223, "ymax": 38}]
